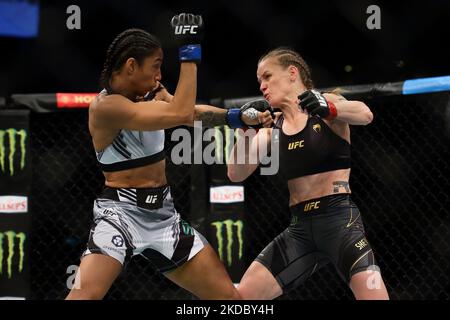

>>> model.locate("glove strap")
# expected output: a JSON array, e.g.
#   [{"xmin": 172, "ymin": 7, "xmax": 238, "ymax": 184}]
[
  {"xmin": 226, "ymin": 108, "xmax": 245, "ymax": 128},
  {"xmin": 325, "ymin": 101, "xmax": 338, "ymax": 120},
  {"xmin": 179, "ymin": 45, "xmax": 201, "ymax": 63}
]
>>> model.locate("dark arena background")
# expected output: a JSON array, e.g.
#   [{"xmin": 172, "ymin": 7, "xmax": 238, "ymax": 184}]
[{"xmin": 0, "ymin": 0, "xmax": 449, "ymax": 303}]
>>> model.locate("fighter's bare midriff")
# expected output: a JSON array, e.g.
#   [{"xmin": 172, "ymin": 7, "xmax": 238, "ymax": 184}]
[
  {"xmin": 287, "ymin": 168, "xmax": 351, "ymax": 206},
  {"xmin": 89, "ymin": 95, "xmax": 168, "ymax": 189},
  {"xmin": 103, "ymin": 160, "xmax": 167, "ymax": 188}
]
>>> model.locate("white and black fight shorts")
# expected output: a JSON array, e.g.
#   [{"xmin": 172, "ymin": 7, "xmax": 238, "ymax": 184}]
[{"xmin": 82, "ymin": 185, "xmax": 208, "ymax": 272}]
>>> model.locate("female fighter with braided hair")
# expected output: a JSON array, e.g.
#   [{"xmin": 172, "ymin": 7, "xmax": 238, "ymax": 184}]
[
  {"xmin": 228, "ymin": 47, "xmax": 389, "ymax": 300},
  {"xmin": 65, "ymin": 14, "xmax": 273, "ymax": 300}
]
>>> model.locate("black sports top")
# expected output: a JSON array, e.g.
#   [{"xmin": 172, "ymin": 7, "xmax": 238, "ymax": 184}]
[{"xmin": 273, "ymin": 115, "xmax": 351, "ymax": 180}]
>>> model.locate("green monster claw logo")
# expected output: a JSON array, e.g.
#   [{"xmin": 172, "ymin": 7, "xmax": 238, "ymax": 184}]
[
  {"xmin": 214, "ymin": 126, "xmax": 238, "ymax": 164},
  {"xmin": 0, "ymin": 231, "xmax": 26, "ymax": 279},
  {"xmin": 211, "ymin": 219, "xmax": 243, "ymax": 267},
  {"xmin": 0, "ymin": 129, "xmax": 27, "ymax": 176}
]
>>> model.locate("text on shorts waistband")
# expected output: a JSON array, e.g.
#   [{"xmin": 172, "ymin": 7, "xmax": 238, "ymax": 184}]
[
  {"xmin": 100, "ymin": 185, "xmax": 170, "ymax": 210},
  {"xmin": 290, "ymin": 193, "xmax": 351, "ymax": 216}
]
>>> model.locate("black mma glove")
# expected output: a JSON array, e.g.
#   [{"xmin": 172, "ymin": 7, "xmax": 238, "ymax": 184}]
[
  {"xmin": 170, "ymin": 13, "xmax": 204, "ymax": 63},
  {"xmin": 298, "ymin": 89, "xmax": 337, "ymax": 120}
]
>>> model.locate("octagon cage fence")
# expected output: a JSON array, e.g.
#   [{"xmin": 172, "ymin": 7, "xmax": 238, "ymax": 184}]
[{"xmin": 0, "ymin": 75, "xmax": 449, "ymax": 300}]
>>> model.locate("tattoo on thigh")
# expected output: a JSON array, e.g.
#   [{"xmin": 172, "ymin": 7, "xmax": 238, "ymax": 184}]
[
  {"xmin": 197, "ymin": 111, "xmax": 227, "ymax": 127},
  {"xmin": 333, "ymin": 181, "xmax": 350, "ymax": 193}
]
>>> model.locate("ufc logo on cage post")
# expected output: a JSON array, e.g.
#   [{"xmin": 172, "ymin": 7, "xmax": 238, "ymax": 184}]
[
  {"xmin": 174, "ymin": 25, "xmax": 198, "ymax": 35},
  {"xmin": 66, "ymin": 265, "xmax": 81, "ymax": 289}
]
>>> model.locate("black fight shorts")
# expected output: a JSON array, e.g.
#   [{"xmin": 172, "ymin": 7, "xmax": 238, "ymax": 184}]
[{"xmin": 255, "ymin": 194, "xmax": 379, "ymax": 291}]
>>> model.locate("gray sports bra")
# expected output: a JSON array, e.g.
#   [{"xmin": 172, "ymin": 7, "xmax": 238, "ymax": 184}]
[{"xmin": 95, "ymin": 90, "xmax": 165, "ymax": 172}]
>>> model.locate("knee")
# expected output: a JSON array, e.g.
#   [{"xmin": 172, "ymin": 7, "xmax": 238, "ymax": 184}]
[
  {"xmin": 237, "ymin": 279, "xmax": 282, "ymax": 300},
  {"xmin": 354, "ymin": 289, "xmax": 389, "ymax": 300},
  {"xmin": 226, "ymin": 288, "xmax": 242, "ymax": 300},
  {"xmin": 237, "ymin": 282, "xmax": 258, "ymax": 300},
  {"xmin": 212, "ymin": 286, "xmax": 242, "ymax": 300}
]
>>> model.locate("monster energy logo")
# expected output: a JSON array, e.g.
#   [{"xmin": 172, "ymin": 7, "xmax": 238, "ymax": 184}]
[
  {"xmin": 0, "ymin": 129, "xmax": 27, "ymax": 176},
  {"xmin": 211, "ymin": 219, "xmax": 243, "ymax": 266},
  {"xmin": 214, "ymin": 126, "xmax": 238, "ymax": 164},
  {"xmin": 0, "ymin": 231, "xmax": 26, "ymax": 279}
]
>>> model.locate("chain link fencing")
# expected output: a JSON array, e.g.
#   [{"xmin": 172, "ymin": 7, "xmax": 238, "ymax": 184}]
[{"xmin": 28, "ymin": 91, "xmax": 450, "ymax": 299}]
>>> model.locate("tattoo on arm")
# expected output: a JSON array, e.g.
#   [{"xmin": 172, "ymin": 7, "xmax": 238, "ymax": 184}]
[
  {"xmin": 196, "ymin": 111, "xmax": 227, "ymax": 127},
  {"xmin": 333, "ymin": 181, "xmax": 350, "ymax": 193}
]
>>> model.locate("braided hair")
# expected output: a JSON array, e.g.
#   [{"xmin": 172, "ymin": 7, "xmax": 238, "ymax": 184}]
[
  {"xmin": 100, "ymin": 28, "xmax": 161, "ymax": 93},
  {"xmin": 258, "ymin": 47, "xmax": 314, "ymax": 90}
]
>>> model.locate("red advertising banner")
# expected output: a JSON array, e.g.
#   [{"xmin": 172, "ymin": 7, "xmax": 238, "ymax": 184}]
[{"xmin": 56, "ymin": 93, "xmax": 97, "ymax": 108}]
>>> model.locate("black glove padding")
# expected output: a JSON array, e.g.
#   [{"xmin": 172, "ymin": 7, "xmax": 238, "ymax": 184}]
[
  {"xmin": 171, "ymin": 13, "xmax": 204, "ymax": 46},
  {"xmin": 298, "ymin": 89, "xmax": 331, "ymax": 118},
  {"xmin": 240, "ymin": 99, "xmax": 274, "ymax": 128}
]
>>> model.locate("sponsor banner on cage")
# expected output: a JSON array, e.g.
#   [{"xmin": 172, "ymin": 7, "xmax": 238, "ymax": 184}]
[
  {"xmin": 207, "ymin": 130, "xmax": 246, "ymax": 282},
  {"xmin": 0, "ymin": 111, "xmax": 30, "ymax": 299},
  {"xmin": 0, "ymin": 214, "xmax": 30, "ymax": 299},
  {"xmin": 210, "ymin": 186, "xmax": 244, "ymax": 204},
  {"xmin": 0, "ymin": 196, "xmax": 28, "ymax": 213},
  {"xmin": 0, "ymin": 110, "xmax": 31, "ymax": 194},
  {"xmin": 209, "ymin": 210, "xmax": 245, "ymax": 283},
  {"xmin": 56, "ymin": 93, "xmax": 97, "ymax": 108}
]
